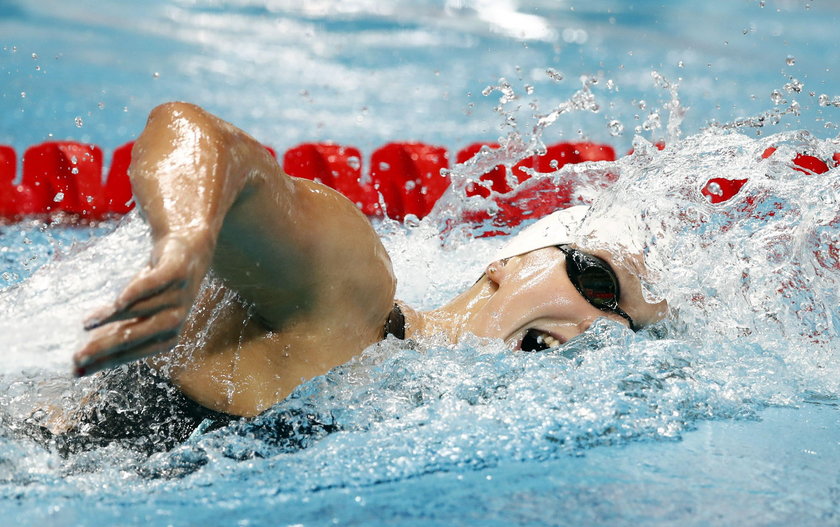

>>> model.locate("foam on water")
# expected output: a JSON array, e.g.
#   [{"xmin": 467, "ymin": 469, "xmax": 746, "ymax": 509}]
[
  {"xmin": 0, "ymin": 72, "xmax": 839, "ymax": 523},
  {"xmin": 0, "ymin": 36, "xmax": 840, "ymax": 515}
]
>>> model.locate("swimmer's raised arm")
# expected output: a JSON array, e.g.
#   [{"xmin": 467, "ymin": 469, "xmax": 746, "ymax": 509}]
[{"xmin": 74, "ymin": 102, "xmax": 395, "ymax": 377}]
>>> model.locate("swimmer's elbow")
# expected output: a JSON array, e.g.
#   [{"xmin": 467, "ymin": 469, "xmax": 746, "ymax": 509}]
[
  {"xmin": 147, "ymin": 101, "xmax": 207, "ymax": 124},
  {"xmin": 142, "ymin": 102, "xmax": 225, "ymax": 142}
]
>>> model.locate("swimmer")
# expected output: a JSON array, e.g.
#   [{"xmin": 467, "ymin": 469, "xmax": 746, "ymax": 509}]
[{"xmin": 72, "ymin": 102, "xmax": 667, "ymax": 423}]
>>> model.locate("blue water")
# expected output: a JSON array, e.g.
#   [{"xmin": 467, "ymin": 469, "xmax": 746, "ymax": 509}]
[{"xmin": 2, "ymin": 1, "xmax": 840, "ymax": 526}]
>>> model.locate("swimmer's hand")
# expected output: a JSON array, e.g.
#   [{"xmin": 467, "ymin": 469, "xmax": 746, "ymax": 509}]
[{"xmin": 73, "ymin": 232, "xmax": 213, "ymax": 376}]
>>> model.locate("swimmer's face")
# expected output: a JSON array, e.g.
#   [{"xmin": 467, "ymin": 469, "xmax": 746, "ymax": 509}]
[{"xmin": 459, "ymin": 246, "xmax": 667, "ymax": 350}]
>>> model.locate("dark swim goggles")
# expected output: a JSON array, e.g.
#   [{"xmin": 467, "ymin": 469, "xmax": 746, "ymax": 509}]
[{"xmin": 557, "ymin": 245, "xmax": 637, "ymax": 331}]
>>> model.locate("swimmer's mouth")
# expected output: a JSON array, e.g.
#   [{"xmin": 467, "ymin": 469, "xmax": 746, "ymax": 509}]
[{"xmin": 519, "ymin": 328, "xmax": 565, "ymax": 352}]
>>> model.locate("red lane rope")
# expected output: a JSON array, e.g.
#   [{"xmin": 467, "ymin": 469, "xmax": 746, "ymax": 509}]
[{"xmin": 1, "ymin": 140, "xmax": 837, "ymax": 230}]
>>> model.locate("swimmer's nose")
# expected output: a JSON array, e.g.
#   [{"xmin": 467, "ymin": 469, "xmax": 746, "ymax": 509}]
[{"xmin": 485, "ymin": 258, "xmax": 510, "ymax": 285}]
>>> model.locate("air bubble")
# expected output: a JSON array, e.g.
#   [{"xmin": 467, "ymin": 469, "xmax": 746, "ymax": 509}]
[
  {"xmin": 53, "ymin": 192, "xmax": 64, "ymax": 203},
  {"xmin": 74, "ymin": 117, "xmax": 83, "ymax": 128},
  {"xmin": 346, "ymin": 156, "xmax": 361, "ymax": 170},
  {"xmin": 786, "ymin": 55, "xmax": 796, "ymax": 66}
]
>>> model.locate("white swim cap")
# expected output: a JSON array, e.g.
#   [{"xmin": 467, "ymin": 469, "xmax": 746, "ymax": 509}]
[{"xmin": 494, "ymin": 205, "xmax": 589, "ymax": 260}]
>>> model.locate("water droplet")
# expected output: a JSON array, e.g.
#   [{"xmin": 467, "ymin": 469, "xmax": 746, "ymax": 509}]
[
  {"xmin": 642, "ymin": 112, "xmax": 661, "ymax": 131},
  {"xmin": 71, "ymin": 168, "xmax": 79, "ymax": 175},
  {"xmin": 31, "ymin": 52, "xmax": 38, "ymax": 60},
  {"xmin": 481, "ymin": 86, "xmax": 493, "ymax": 97},
  {"xmin": 677, "ymin": 61, "xmax": 685, "ymax": 68},
  {"xmin": 20, "ymin": 91, "xmax": 26, "ymax": 98},
  {"xmin": 403, "ymin": 214, "xmax": 421, "ymax": 228},
  {"xmin": 347, "ymin": 156, "xmax": 360, "ymax": 170},
  {"xmin": 53, "ymin": 192, "xmax": 65, "ymax": 203},
  {"xmin": 770, "ymin": 90, "xmax": 784, "ymax": 105},
  {"xmin": 152, "ymin": 72, "xmax": 160, "ymax": 78},
  {"xmin": 98, "ymin": 102, "xmax": 105, "ymax": 110},
  {"xmin": 74, "ymin": 116, "xmax": 83, "ymax": 128},
  {"xmin": 525, "ymin": 84, "xmax": 534, "ymax": 95},
  {"xmin": 608, "ymin": 120, "xmax": 624, "ymax": 136},
  {"xmin": 783, "ymin": 78, "xmax": 803, "ymax": 93},
  {"xmin": 379, "ymin": 162, "xmax": 390, "ymax": 171},
  {"xmin": 546, "ymin": 68, "xmax": 564, "ymax": 82},
  {"xmin": 786, "ymin": 55, "xmax": 796, "ymax": 66}
]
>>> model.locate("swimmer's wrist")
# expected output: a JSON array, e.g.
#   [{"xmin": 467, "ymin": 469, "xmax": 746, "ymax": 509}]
[{"xmin": 156, "ymin": 225, "xmax": 216, "ymax": 249}]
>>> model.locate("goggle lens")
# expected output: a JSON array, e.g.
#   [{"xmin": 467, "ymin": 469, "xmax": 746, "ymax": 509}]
[{"xmin": 558, "ymin": 245, "xmax": 637, "ymax": 331}]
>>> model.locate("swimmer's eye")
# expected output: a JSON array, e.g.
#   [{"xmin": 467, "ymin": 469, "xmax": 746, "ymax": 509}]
[{"xmin": 521, "ymin": 328, "xmax": 558, "ymax": 352}]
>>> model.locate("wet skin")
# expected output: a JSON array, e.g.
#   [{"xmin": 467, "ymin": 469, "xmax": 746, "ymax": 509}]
[
  {"xmin": 74, "ymin": 102, "xmax": 666, "ymax": 418},
  {"xmin": 412, "ymin": 246, "xmax": 667, "ymax": 349}
]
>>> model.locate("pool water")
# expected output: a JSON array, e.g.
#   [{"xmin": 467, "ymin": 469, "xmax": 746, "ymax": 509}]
[{"xmin": 2, "ymin": 1, "xmax": 840, "ymax": 525}]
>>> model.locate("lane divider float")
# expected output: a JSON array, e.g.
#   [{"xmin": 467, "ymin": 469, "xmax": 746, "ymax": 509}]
[{"xmin": 1, "ymin": 140, "xmax": 837, "ymax": 232}]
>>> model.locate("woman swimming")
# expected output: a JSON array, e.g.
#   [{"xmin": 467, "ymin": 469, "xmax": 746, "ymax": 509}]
[{"xmin": 72, "ymin": 102, "xmax": 667, "ymax": 422}]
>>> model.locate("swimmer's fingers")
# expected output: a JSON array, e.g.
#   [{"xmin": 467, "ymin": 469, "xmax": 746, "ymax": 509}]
[
  {"xmin": 74, "ymin": 310, "xmax": 184, "ymax": 376},
  {"xmin": 85, "ymin": 234, "xmax": 210, "ymax": 330},
  {"xmin": 84, "ymin": 279, "xmax": 184, "ymax": 330}
]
